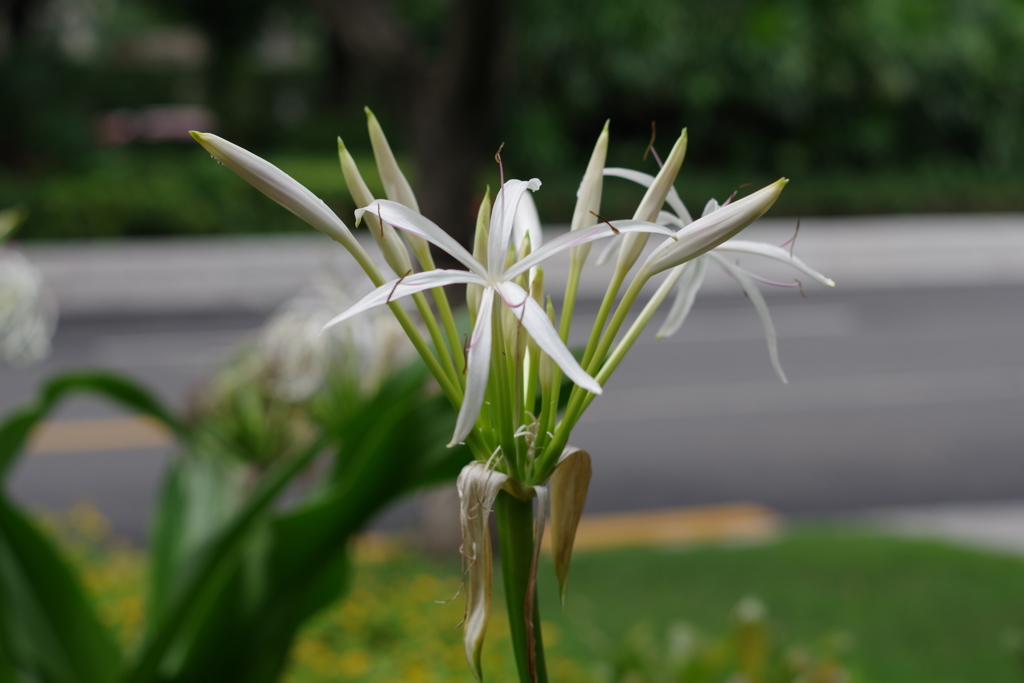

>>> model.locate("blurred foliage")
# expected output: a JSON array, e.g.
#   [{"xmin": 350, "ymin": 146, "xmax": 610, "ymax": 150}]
[
  {"xmin": 598, "ymin": 598, "xmax": 852, "ymax": 683},
  {"xmin": 2, "ymin": 0, "xmax": 1024, "ymax": 239},
  {"xmin": 0, "ymin": 317, "xmax": 471, "ymax": 682},
  {"xmin": 45, "ymin": 505, "xmax": 857, "ymax": 683}
]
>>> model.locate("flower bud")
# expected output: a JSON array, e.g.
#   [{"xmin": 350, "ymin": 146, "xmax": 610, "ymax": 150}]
[
  {"xmin": 569, "ymin": 121, "xmax": 610, "ymax": 272},
  {"xmin": 338, "ymin": 137, "xmax": 413, "ymax": 276},
  {"xmin": 365, "ymin": 108, "xmax": 433, "ymax": 267},
  {"xmin": 467, "ymin": 189, "xmax": 491, "ymax": 321},
  {"xmin": 191, "ymin": 131, "xmax": 360, "ymax": 254},
  {"xmin": 616, "ymin": 129, "xmax": 688, "ymax": 273},
  {"xmin": 646, "ymin": 179, "xmax": 789, "ymax": 275}
]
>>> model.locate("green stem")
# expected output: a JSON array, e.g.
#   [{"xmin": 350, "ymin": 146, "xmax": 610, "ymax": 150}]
[
  {"xmin": 412, "ymin": 291, "xmax": 461, "ymax": 391},
  {"xmin": 495, "ymin": 492, "xmax": 548, "ymax": 683},
  {"xmin": 419, "ymin": 248, "xmax": 466, "ymax": 376},
  {"xmin": 536, "ymin": 266, "xmax": 653, "ymax": 478},
  {"xmin": 579, "ymin": 266, "xmax": 628, "ymax": 369},
  {"xmin": 342, "ymin": 237, "xmax": 466, "ymax": 429},
  {"xmin": 579, "ymin": 267, "xmax": 682, "ymax": 414}
]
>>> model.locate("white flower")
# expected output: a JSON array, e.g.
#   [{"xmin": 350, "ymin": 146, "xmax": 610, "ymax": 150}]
[
  {"xmin": 322, "ymin": 180, "xmax": 674, "ymax": 446},
  {"xmin": 258, "ymin": 279, "xmax": 409, "ymax": 401},
  {"xmin": 0, "ymin": 248, "xmax": 57, "ymax": 366}
]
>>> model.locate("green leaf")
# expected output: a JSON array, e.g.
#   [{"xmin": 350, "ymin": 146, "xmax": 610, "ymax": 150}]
[
  {"xmin": 0, "ymin": 497, "xmax": 123, "ymax": 683},
  {"xmin": 0, "ymin": 371, "xmax": 186, "ymax": 479}
]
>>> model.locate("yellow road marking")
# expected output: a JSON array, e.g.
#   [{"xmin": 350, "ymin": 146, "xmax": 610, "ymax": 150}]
[
  {"xmin": 541, "ymin": 503, "xmax": 779, "ymax": 552},
  {"xmin": 28, "ymin": 416, "xmax": 175, "ymax": 455}
]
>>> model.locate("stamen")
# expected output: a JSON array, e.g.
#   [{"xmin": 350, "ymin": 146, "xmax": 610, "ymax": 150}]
[
  {"xmin": 779, "ymin": 218, "xmax": 801, "ymax": 256},
  {"xmin": 386, "ymin": 269, "xmax": 413, "ymax": 303},
  {"xmin": 377, "ymin": 204, "xmax": 385, "ymax": 241},
  {"xmin": 495, "ymin": 142, "xmax": 507, "ymax": 237},
  {"xmin": 643, "ymin": 121, "xmax": 663, "ymax": 168},
  {"xmin": 723, "ymin": 183, "xmax": 753, "ymax": 207},
  {"xmin": 462, "ymin": 332, "xmax": 470, "ymax": 372},
  {"xmin": 795, "ymin": 278, "xmax": 807, "ymax": 298},
  {"xmin": 589, "ymin": 210, "xmax": 620, "ymax": 233}
]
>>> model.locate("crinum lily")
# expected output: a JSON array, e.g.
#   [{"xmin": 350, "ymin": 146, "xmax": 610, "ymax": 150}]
[
  {"xmin": 190, "ymin": 115, "xmax": 831, "ymax": 683},
  {"xmin": 321, "ymin": 180, "xmax": 674, "ymax": 447}
]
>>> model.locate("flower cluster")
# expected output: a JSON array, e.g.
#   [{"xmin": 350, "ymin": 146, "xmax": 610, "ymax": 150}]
[{"xmin": 191, "ymin": 112, "xmax": 832, "ymax": 682}]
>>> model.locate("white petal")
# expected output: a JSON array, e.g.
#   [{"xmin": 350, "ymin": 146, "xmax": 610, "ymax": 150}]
[
  {"xmin": 656, "ymin": 210, "xmax": 688, "ymax": 230},
  {"xmin": 714, "ymin": 240, "xmax": 835, "ymax": 287},
  {"xmin": 488, "ymin": 179, "xmax": 541, "ymax": 275},
  {"xmin": 450, "ymin": 288, "xmax": 495, "ymax": 447},
  {"xmin": 357, "ymin": 200, "xmax": 487, "ymax": 278},
  {"xmin": 708, "ymin": 252, "xmax": 787, "ymax": 384},
  {"xmin": 512, "ymin": 190, "xmax": 543, "ymax": 251},
  {"xmin": 320, "ymin": 270, "xmax": 483, "ymax": 333},
  {"xmin": 495, "ymin": 282, "xmax": 601, "ymax": 395},
  {"xmin": 702, "ymin": 198, "xmax": 720, "ymax": 217},
  {"xmin": 457, "ymin": 461, "xmax": 510, "ymax": 679},
  {"xmin": 656, "ymin": 256, "xmax": 709, "ymax": 339},
  {"xmin": 646, "ymin": 179, "xmax": 789, "ymax": 275},
  {"xmin": 595, "ymin": 232, "xmax": 623, "ymax": 265},
  {"xmin": 504, "ymin": 220, "xmax": 674, "ymax": 281},
  {"xmin": 603, "ymin": 167, "xmax": 693, "ymax": 223},
  {"xmin": 191, "ymin": 132, "xmax": 357, "ymax": 250}
]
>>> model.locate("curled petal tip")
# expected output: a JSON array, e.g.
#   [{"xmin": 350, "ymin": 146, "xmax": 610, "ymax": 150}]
[{"xmin": 527, "ymin": 178, "xmax": 542, "ymax": 191}]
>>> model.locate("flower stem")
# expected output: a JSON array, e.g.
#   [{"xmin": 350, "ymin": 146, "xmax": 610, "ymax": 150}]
[
  {"xmin": 495, "ymin": 492, "xmax": 548, "ymax": 683},
  {"xmin": 412, "ymin": 291, "xmax": 462, "ymax": 390}
]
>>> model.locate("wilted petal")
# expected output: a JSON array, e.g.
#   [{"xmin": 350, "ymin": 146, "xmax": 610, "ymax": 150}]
[
  {"xmin": 549, "ymin": 447, "xmax": 591, "ymax": 606},
  {"xmin": 357, "ymin": 200, "xmax": 487, "ymax": 278},
  {"xmin": 320, "ymin": 270, "xmax": 483, "ymax": 334},
  {"xmin": 656, "ymin": 257, "xmax": 709, "ymax": 339},
  {"xmin": 457, "ymin": 462, "xmax": 511, "ymax": 680},
  {"xmin": 505, "ymin": 220, "xmax": 674, "ymax": 280},
  {"xmin": 708, "ymin": 252, "xmax": 787, "ymax": 383},
  {"xmin": 191, "ymin": 132, "xmax": 359, "ymax": 251},
  {"xmin": 647, "ymin": 179, "xmax": 789, "ymax": 275},
  {"xmin": 603, "ymin": 167, "xmax": 692, "ymax": 223},
  {"xmin": 512, "ymin": 190, "xmax": 543, "ymax": 252},
  {"xmin": 450, "ymin": 289, "xmax": 495, "ymax": 447},
  {"xmin": 488, "ymin": 179, "xmax": 541, "ymax": 274},
  {"xmin": 494, "ymin": 281, "xmax": 602, "ymax": 395},
  {"xmin": 715, "ymin": 240, "xmax": 835, "ymax": 287}
]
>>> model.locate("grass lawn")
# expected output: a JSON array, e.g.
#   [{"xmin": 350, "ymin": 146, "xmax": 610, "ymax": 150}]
[
  {"xmin": 60, "ymin": 508, "xmax": 1024, "ymax": 682},
  {"xmin": 535, "ymin": 529, "xmax": 1024, "ymax": 683}
]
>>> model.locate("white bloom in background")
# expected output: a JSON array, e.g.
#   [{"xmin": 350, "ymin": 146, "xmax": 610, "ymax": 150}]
[
  {"xmin": 323, "ymin": 181, "xmax": 674, "ymax": 446},
  {"xmin": 0, "ymin": 208, "xmax": 57, "ymax": 367},
  {"xmin": 259, "ymin": 278, "xmax": 410, "ymax": 402}
]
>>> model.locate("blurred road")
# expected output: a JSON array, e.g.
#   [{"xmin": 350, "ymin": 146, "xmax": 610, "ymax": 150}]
[{"xmin": 4, "ymin": 214, "xmax": 1024, "ymax": 540}]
